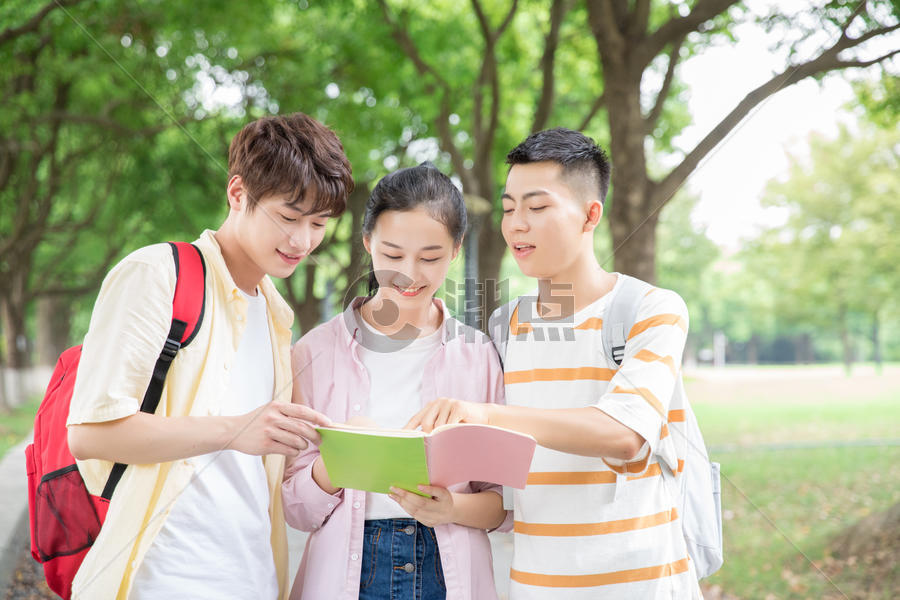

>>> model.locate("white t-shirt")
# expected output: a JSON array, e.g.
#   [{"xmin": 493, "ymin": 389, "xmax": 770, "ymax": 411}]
[
  {"xmin": 131, "ymin": 289, "xmax": 279, "ymax": 600},
  {"xmin": 354, "ymin": 311, "xmax": 442, "ymax": 520}
]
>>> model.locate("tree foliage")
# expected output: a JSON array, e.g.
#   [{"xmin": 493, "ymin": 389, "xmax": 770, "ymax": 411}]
[
  {"xmin": 747, "ymin": 122, "xmax": 900, "ymax": 367},
  {"xmin": 1, "ymin": 0, "xmax": 898, "ymax": 390}
]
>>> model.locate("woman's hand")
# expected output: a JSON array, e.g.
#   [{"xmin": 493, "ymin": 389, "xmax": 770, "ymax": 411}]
[
  {"xmin": 311, "ymin": 455, "xmax": 342, "ymax": 495},
  {"xmin": 389, "ymin": 485, "xmax": 456, "ymax": 527}
]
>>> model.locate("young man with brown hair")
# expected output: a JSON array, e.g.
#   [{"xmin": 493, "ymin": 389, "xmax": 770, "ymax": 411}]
[{"xmin": 66, "ymin": 113, "xmax": 353, "ymax": 600}]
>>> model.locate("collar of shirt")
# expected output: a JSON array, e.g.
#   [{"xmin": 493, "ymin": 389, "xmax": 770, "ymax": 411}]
[{"xmin": 339, "ymin": 296, "xmax": 456, "ymax": 349}]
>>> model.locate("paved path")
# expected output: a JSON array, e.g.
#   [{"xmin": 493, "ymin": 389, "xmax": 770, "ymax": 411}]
[{"xmin": 0, "ymin": 437, "xmax": 31, "ymax": 595}]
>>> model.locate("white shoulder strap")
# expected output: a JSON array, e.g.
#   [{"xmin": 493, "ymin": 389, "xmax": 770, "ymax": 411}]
[{"xmin": 602, "ymin": 274, "xmax": 653, "ymax": 366}]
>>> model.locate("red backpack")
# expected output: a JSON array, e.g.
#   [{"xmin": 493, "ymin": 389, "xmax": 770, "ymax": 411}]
[{"xmin": 24, "ymin": 242, "xmax": 206, "ymax": 599}]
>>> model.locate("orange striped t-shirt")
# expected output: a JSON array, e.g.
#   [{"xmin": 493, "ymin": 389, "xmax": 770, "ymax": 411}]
[{"xmin": 492, "ymin": 276, "xmax": 701, "ymax": 599}]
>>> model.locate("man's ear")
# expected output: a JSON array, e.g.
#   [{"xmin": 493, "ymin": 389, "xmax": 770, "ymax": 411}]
[
  {"xmin": 226, "ymin": 175, "xmax": 245, "ymax": 211},
  {"xmin": 583, "ymin": 200, "xmax": 603, "ymax": 232}
]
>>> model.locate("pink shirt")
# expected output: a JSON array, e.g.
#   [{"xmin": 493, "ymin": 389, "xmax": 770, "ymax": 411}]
[{"xmin": 282, "ymin": 298, "xmax": 511, "ymax": 600}]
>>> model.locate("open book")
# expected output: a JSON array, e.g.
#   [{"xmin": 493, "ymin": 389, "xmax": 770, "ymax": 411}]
[{"xmin": 316, "ymin": 423, "xmax": 537, "ymax": 496}]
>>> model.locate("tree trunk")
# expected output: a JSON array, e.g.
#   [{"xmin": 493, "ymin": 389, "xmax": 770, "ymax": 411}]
[
  {"xmin": 793, "ymin": 336, "xmax": 803, "ymax": 364},
  {"xmin": 0, "ymin": 277, "xmax": 31, "ymax": 369},
  {"xmin": 0, "ymin": 366, "xmax": 8, "ymax": 413},
  {"xmin": 295, "ymin": 261, "xmax": 320, "ymax": 335},
  {"xmin": 610, "ymin": 208, "xmax": 658, "ymax": 282},
  {"xmin": 36, "ymin": 296, "xmax": 72, "ymax": 366},
  {"xmin": 747, "ymin": 334, "xmax": 760, "ymax": 365},
  {"xmin": 793, "ymin": 333, "xmax": 814, "ymax": 364},
  {"xmin": 871, "ymin": 311, "xmax": 882, "ymax": 374},
  {"xmin": 476, "ymin": 218, "xmax": 506, "ymax": 329},
  {"xmin": 839, "ymin": 307, "xmax": 853, "ymax": 375},
  {"xmin": 804, "ymin": 334, "xmax": 815, "ymax": 363},
  {"xmin": 682, "ymin": 335, "xmax": 697, "ymax": 369},
  {"xmin": 597, "ymin": 34, "xmax": 657, "ymax": 283},
  {"xmin": 0, "ymin": 294, "xmax": 29, "ymax": 409},
  {"xmin": 343, "ymin": 182, "xmax": 370, "ymax": 305}
]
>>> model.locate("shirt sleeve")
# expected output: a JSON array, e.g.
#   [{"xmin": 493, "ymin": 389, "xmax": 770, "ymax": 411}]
[
  {"xmin": 481, "ymin": 316, "xmax": 515, "ymax": 532},
  {"xmin": 484, "ymin": 338, "xmax": 506, "ymax": 408},
  {"xmin": 67, "ymin": 246, "xmax": 176, "ymax": 426},
  {"xmin": 593, "ymin": 288, "xmax": 689, "ymax": 476},
  {"xmin": 282, "ymin": 336, "xmax": 344, "ymax": 531}
]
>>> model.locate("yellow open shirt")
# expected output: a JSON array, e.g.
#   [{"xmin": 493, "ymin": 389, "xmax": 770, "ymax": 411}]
[{"xmin": 67, "ymin": 230, "xmax": 293, "ymax": 600}]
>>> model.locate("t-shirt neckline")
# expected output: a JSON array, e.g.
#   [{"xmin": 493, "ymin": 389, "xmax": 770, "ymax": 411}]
[{"xmin": 520, "ymin": 272, "xmax": 623, "ymax": 327}]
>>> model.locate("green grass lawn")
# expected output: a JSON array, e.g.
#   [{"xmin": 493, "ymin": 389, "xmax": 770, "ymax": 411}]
[
  {"xmin": 0, "ymin": 396, "xmax": 40, "ymax": 458},
  {"xmin": 695, "ymin": 395, "xmax": 900, "ymax": 448},
  {"xmin": 687, "ymin": 366, "xmax": 900, "ymax": 599},
  {"xmin": 3, "ymin": 365, "xmax": 898, "ymax": 598},
  {"xmin": 704, "ymin": 446, "xmax": 900, "ymax": 599},
  {"xmin": 687, "ymin": 367, "xmax": 900, "ymax": 447}
]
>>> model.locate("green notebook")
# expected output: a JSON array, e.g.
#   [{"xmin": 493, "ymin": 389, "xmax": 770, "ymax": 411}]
[
  {"xmin": 316, "ymin": 423, "xmax": 537, "ymax": 497},
  {"xmin": 317, "ymin": 427, "xmax": 431, "ymax": 496}
]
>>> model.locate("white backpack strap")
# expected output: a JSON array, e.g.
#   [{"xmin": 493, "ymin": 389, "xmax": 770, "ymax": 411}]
[
  {"xmin": 679, "ymin": 381, "xmax": 724, "ymax": 579},
  {"xmin": 602, "ymin": 274, "xmax": 653, "ymax": 366}
]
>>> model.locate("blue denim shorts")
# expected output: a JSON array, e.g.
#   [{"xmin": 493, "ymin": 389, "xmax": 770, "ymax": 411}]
[{"xmin": 358, "ymin": 518, "xmax": 446, "ymax": 600}]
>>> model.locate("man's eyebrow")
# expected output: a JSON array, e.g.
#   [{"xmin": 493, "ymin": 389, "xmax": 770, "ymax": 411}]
[
  {"xmin": 381, "ymin": 241, "xmax": 444, "ymax": 251},
  {"xmin": 281, "ymin": 202, "xmax": 331, "ymax": 217},
  {"xmin": 502, "ymin": 190, "xmax": 551, "ymax": 201}
]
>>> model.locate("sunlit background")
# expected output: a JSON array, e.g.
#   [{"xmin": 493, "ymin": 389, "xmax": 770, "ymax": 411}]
[{"xmin": 1, "ymin": 1, "xmax": 898, "ymax": 598}]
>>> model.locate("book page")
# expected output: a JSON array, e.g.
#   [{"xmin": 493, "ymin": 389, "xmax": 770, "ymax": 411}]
[
  {"xmin": 424, "ymin": 424, "xmax": 536, "ymax": 489},
  {"xmin": 318, "ymin": 424, "xmax": 425, "ymax": 438}
]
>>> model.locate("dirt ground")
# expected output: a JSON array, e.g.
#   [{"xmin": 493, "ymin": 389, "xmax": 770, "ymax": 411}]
[
  {"xmin": 684, "ymin": 364, "xmax": 900, "ymax": 406},
  {"xmin": 3, "ymin": 549, "xmax": 55, "ymax": 600}
]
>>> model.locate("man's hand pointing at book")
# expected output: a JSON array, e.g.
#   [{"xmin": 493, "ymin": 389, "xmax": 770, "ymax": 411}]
[{"xmin": 405, "ymin": 397, "xmax": 491, "ymax": 433}]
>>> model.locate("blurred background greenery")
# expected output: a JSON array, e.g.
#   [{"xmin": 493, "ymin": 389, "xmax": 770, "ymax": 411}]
[{"xmin": 1, "ymin": 1, "xmax": 898, "ymax": 598}]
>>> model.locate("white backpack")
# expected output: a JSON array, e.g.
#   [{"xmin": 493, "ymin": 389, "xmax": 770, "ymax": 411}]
[{"xmin": 489, "ymin": 275, "xmax": 724, "ymax": 579}]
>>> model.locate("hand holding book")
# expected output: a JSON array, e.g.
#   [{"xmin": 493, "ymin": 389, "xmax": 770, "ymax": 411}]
[{"xmin": 387, "ymin": 484, "xmax": 456, "ymax": 527}]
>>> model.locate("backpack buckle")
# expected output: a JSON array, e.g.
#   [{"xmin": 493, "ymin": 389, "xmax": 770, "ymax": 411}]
[{"xmin": 160, "ymin": 338, "xmax": 181, "ymax": 362}]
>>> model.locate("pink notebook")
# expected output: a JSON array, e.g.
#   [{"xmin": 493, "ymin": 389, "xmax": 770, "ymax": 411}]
[{"xmin": 424, "ymin": 424, "xmax": 536, "ymax": 489}]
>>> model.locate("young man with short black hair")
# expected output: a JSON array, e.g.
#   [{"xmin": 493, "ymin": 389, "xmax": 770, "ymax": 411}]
[{"xmin": 410, "ymin": 128, "xmax": 702, "ymax": 598}]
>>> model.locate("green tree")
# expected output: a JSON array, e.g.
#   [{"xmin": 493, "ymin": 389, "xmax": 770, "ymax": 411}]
[
  {"xmin": 757, "ymin": 123, "xmax": 900, "ymax": 371},
  {"xmin": 0, "ymin": 0, "xmax": 260, "ymax": 381},
  {"xmin": 853, "ymin": 69, "xmax": 900, "ymax": 129},
  {"xmin": 655, "ymin": 191, "xmax": 719, "ymax": 360},
  {"xmin": 297, "ymin": 0, "xmax": 900, "ymax": 324},
  {"xmin": 4, "ymin": 0, "xmax": 898, "ymax": 402}
]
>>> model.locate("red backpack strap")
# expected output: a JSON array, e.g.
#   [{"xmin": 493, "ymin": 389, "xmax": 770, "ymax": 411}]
[
  {"xmin": 100, "ymin": 242, "xmax": 206, "ymax": 500},
  {"xmin": 169, "ymin": 242, "xmax": 206, "ymax": 347}
]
